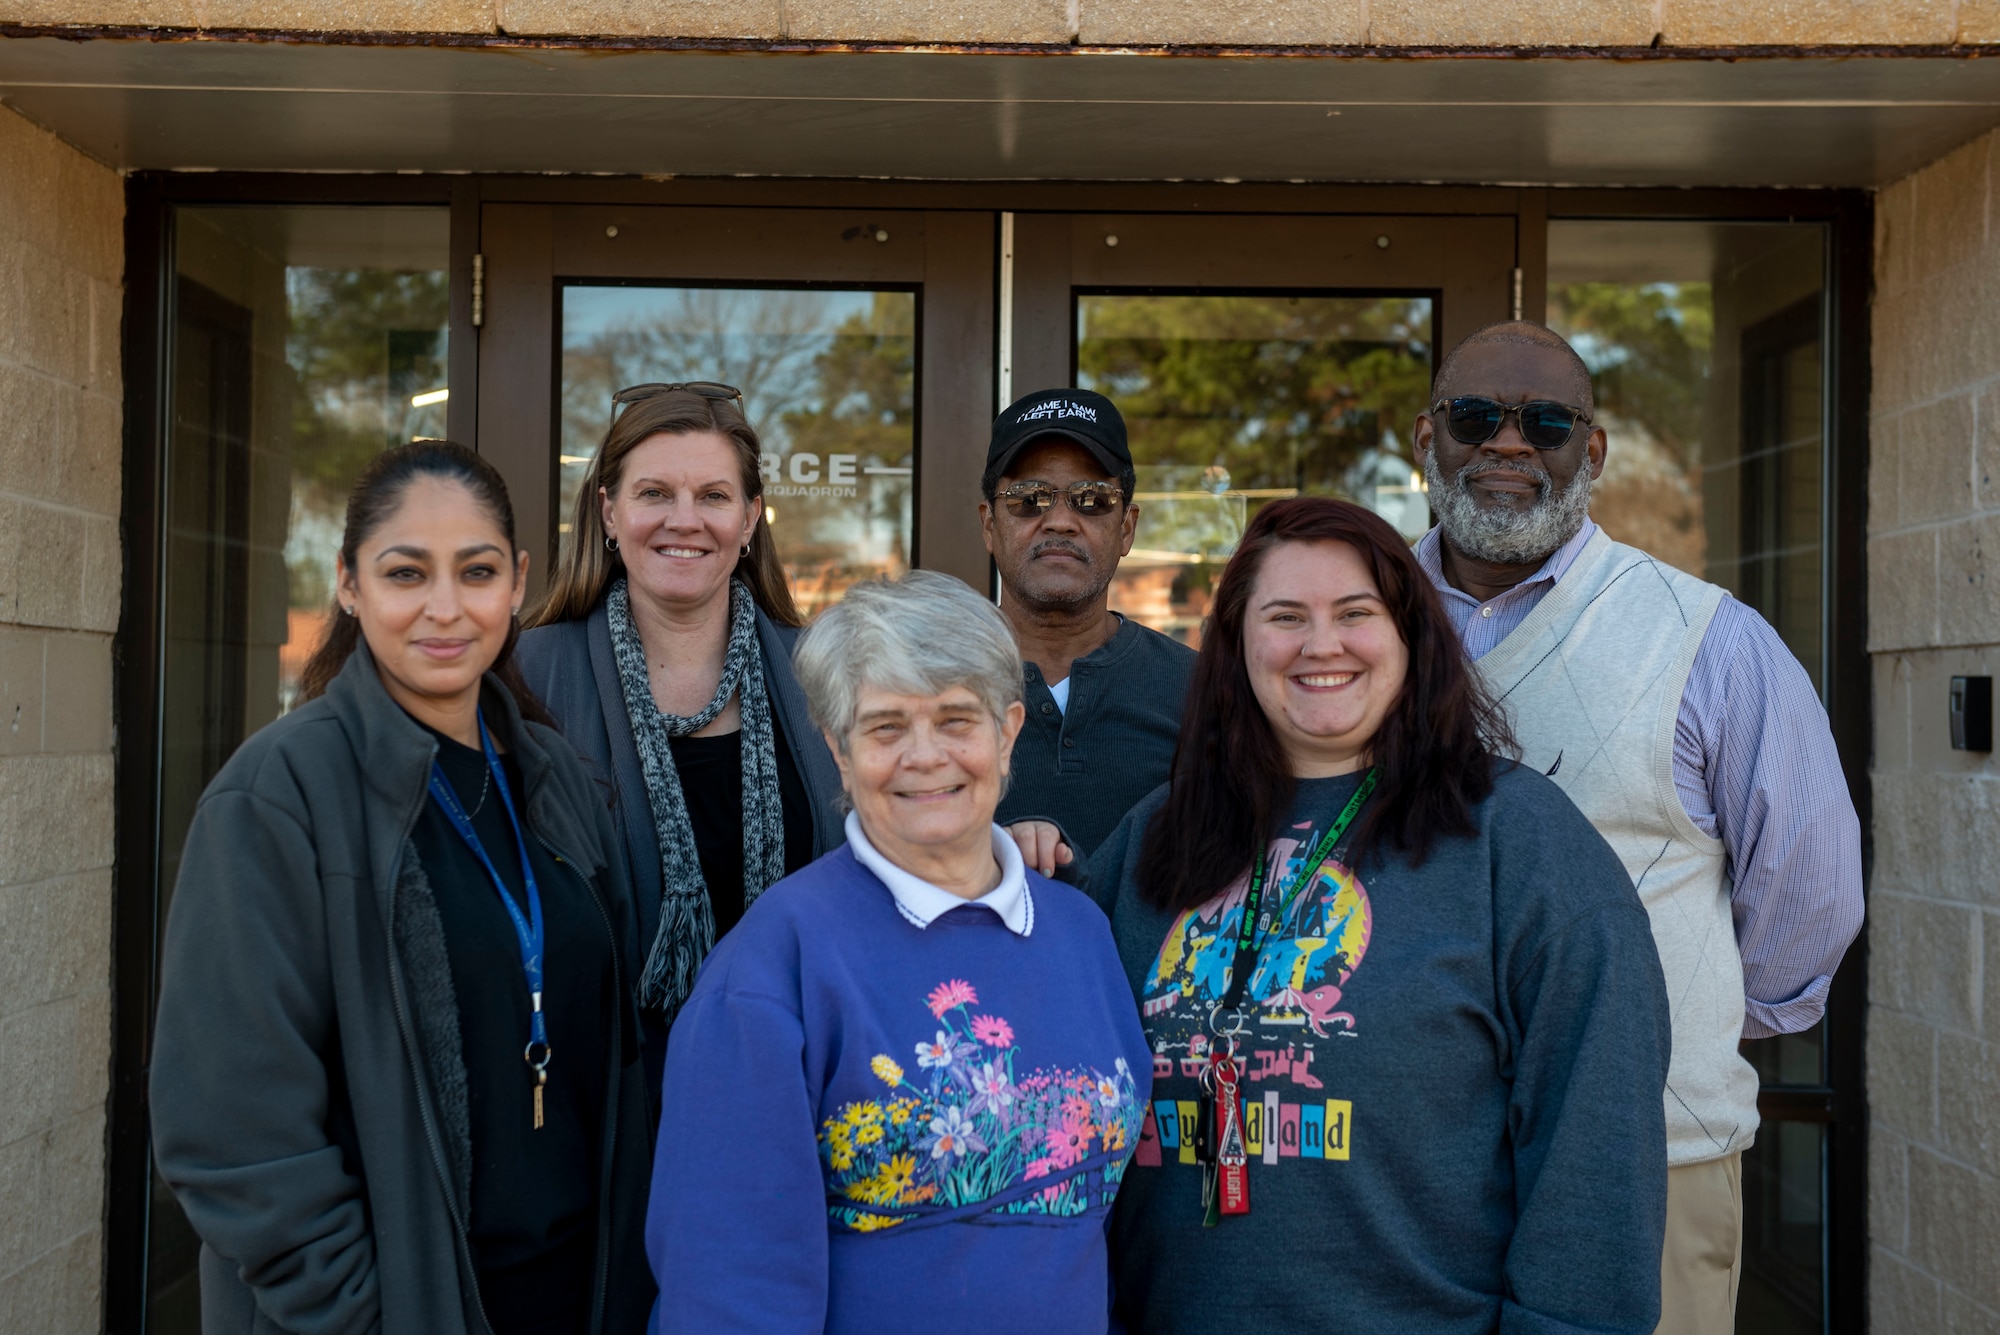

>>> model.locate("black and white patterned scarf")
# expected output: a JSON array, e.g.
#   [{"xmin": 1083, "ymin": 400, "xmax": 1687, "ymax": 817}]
[{"xmin": 607, "ymin": 576, "xmax": 785, "ymax": 1017}]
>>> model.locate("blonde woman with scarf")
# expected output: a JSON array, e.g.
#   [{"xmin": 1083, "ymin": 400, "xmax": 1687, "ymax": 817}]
[{"xmin": 518, "ymin": 384, "xmax": 846, "ymax": 1080}]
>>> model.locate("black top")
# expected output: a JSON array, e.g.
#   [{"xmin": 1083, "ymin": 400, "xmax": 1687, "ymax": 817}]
[
  {"xmin": 994, "ymin": 613, "xmax": 1198, "ymax": 857},
  {"xmin": 668, "ymin": 722, "xmax": 816, "ymax": 936},
  {"xmin": 414, "ymin": 723, "xmax": 617, "ymax": 1335}
]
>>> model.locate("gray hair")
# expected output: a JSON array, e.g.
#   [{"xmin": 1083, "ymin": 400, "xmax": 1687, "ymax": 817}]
[
  {"xmin": 1423, "ymin": 446, "xmax": 1594, "ymax": 565},
  {"xmin": 795, "ymin": 570, "xmax": 1024, "ymax": 748}
]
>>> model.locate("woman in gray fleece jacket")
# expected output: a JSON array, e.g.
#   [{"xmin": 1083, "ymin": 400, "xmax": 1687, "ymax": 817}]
[{"xmin": 150, "ymin": 443, "xmax": 654, "ymax": 1335}]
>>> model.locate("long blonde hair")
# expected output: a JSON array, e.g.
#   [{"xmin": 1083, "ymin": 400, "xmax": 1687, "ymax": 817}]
[{"xmin": 527, "ymin": 389, "xmax": 803, "ymax": 629}]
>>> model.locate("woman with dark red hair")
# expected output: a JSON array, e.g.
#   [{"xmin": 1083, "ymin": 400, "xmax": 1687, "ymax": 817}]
[{"xmin": 1087, "ymin": 496, "xmax": 1672, "ymax": 1334}]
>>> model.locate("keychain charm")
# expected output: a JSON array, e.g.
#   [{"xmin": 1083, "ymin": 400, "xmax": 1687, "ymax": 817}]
[
  {"xmin": 528, "ymin": 1036, "xmax": 552, "ymax": 1131},
  {"xmin": 1211, "ymin": 1054, "xmax": 1249, "ymax": 1216},
  {"xmin": 1198, "ymin": 1032, "xmax": 1246, "ymax": 1227},
  {"xmin": 1192, "ymin": 769, "xmax": 1374, "ymax": 1228}
]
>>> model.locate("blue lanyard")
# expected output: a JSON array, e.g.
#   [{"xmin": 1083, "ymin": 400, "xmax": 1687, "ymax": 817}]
[{"xmin": 426, "ymin": 709, "xmax": 551, "ymax": 1101}]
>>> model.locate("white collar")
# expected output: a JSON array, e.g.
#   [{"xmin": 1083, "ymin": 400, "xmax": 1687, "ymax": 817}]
[{"xmin": 845, "ymin": 811, "xmax": 1035, "ymax": 937}]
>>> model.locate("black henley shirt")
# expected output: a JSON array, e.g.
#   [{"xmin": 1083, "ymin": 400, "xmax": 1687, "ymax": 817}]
[{"xmin": 995, "ymin": 612, "xmax": 1197, "ymax": 857}]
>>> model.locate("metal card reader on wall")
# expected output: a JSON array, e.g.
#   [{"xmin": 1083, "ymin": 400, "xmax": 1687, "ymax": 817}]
[{"xmin": 1950, "ymin": 676, "xmax": 1992, "ymax": 752}]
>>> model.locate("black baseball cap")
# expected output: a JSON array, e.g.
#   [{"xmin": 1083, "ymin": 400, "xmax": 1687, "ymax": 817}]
[{"xmin": 986, "ymin": 388, "xmax": 1131, "ymax": 479}]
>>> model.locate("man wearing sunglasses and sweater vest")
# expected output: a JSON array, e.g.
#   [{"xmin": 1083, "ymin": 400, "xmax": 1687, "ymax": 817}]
[
  {"xmin": 980, "ymin": 388, "xmax": 1196, "ymax": 863},
  {"xmin": 1412, "ymin": 322, "xmax": 1864, "ymax": 1335}
]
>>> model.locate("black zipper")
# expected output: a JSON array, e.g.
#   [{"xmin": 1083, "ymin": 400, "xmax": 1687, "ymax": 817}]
[
  {"xmin": 382, "ymin": 747, "xmax": 500, "ymax": 1335},
  {"xmin": 536, "ymin": 832, "xmax": 625, "ymax": 1335}
]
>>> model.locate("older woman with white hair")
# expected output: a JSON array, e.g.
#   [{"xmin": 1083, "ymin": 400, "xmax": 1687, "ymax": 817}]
[{"xmin": 646, "ymin": 570, "xmax": 1151, "ymax": 1335}]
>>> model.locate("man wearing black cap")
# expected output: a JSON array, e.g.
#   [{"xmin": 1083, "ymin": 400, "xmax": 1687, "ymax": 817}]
[{"xmin": 981, "ymin": 388, "xmax": 1197, "ymax": 860}]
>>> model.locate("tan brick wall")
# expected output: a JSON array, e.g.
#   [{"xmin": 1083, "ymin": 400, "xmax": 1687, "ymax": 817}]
[
  {"xmin": 5, "ymin": 0, "xmax": 2000, "ymax": 45},
  {"xmin": 1869, "ymin": 128, "xmax": 2000, "ymax": 1329},
  {"xmin": 0, "ymin": 102, "xmax": 122, "ymax": 1335}
]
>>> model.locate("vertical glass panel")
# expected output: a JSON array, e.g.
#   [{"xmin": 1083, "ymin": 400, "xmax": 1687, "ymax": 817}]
[
  {"xmin": 1739, "ymin": 1121, "xmax": 1828, "ymax": 1335},
  {"xmin": 1746, "ymin": 1019, "xmax": 1827, "ymax": 1088},
  {"xmin": 156, "ymin": 205, "xmax": 450, "ymax": 1334},
  {"xmin": 1075, "ymin": 293, "xmax": 1434, "ymax": 644},
  {"xmin": 559, "ymin": 285, "xmax": 916, "ymax": 619},
  {"xmin": 1548, "ymin": 221, "xmax": 1832, "ymax": 1335},
  {"xmin": 1547, "ymin": 222, "xmax": 1827, "ymax": 692}
]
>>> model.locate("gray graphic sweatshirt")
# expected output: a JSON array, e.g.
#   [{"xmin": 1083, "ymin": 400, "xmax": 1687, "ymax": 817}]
[{"xmin": 1086, "ymin": 763, "xmax": 1672, "ymax": 1335}]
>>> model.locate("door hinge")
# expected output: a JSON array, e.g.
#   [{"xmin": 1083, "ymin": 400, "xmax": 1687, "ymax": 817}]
[{"xmin": 471, "ymin": 253, "xmax": 485, "ymax": 328}]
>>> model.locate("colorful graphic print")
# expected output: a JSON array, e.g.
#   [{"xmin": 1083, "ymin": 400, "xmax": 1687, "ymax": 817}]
[
  {"xmin": 818, "ymin": 978, "xmax": 1146, "ymax": 1233},
  {"xmin": 1133, "ymin": 1095, "xmax": 1352, "ymax": 1167},
  {"xmin": 1144, "ymin": 830, "xmax": 1371, "ymax": 1036},
  {"xmin": 1136, "ymin": 820, "xmax": 1372, "ymax": 1171}
]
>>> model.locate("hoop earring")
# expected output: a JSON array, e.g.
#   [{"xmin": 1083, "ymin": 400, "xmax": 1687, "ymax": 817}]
[
  {"xmin": 739, "ymin": 544, "xmax": 751, "ymax": 559},
  {"xmin": 604, "ymin": 536, "xmax": 619, "ymax": 553}
]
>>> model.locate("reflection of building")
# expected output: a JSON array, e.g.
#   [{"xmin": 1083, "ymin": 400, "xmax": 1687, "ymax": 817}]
[
  {"xmin": 1344, "ymin": 447, "xmax": 1431, "ymax": 541},
  {"xmin": 2, "ymin": 10, "xmax": 1997, "ymax": 1333}
]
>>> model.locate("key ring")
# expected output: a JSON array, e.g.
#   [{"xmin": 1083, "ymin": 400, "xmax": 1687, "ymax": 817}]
[
  {"xmin": 1199, "ymin": 1044, "xmax": 1241, "ymax": 1092},
  {"xmin": 1197, "ymin": 1034, "xmax": 1240, "ymax": 1092},
  {"xmin": 525, "ymin": 1040, "xmax": 553, "ymax": 1077},
  {"xmin": 1208, "ymin": 1003, "xmax": 1250, "ymax": 1039}
]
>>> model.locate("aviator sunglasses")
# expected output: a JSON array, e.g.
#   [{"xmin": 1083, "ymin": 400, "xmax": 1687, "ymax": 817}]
[
  {"xmin": 612, "ymin": 381, "xmax": 745, "ymax": 419},
  {"xmin": 997, "ymin": 479, "xmax": 1124, "ymax": 519},
  {"xmin": 1434, "ymin": 396, "xmax": 1593, "ymax": 451}
]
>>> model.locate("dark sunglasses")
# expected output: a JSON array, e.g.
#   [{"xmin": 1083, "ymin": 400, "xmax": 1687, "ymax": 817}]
[
  {"xmin": 612, "ymin": 381, "xmax": 745, "ymax": 415},
  {"xmin": 1434, "ymin": 396, "xmax": 1593, "ymax": 451},
  {"xmin": 998, "ymin": 479, "xmax": 1124, "ymax": 519}
]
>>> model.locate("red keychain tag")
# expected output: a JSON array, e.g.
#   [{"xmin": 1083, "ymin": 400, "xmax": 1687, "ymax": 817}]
[{"xmin": 1211, "ymin": 1055, "xmax": 1250, "ymax": 1217}]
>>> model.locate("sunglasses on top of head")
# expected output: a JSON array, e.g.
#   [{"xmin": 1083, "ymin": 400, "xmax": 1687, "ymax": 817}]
[
  {"xmin": 611, "ymin": 381, "xmax": 745, "ymax": 416},
  {"xmin": 1433, "ymin": 396, "xmax": 1593, "ymax": 451}
]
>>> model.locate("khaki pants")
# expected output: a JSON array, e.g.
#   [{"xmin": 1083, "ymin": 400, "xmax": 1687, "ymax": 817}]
[{"xmin": 1656, "ymin": 1152, "xmax": 1743, "ymax": 1334}]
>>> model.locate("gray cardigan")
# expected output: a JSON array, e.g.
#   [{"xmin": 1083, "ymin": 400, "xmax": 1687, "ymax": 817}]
[
  {"xmin": 149, "ymin": 643, "xmax": 655, "ymax": 1335},
  {"xmin": 515, "ymin": 594, "xmax": 845, "ymax": 1053}
]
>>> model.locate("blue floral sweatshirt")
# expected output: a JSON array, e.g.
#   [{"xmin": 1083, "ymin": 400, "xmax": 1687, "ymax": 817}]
[{"xmin": 648, "ymin": 845, "xmax": 1152, "ymax": 1335}]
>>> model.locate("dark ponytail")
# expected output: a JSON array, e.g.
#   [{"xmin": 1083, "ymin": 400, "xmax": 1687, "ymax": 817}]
[{"xmin": 298, "ymin": 440, "xmax": 551, "ymax": 726}]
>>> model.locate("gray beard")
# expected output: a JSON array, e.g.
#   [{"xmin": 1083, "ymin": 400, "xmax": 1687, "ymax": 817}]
[{"xmin": 1425, "ymin": 451, "xmax": 1594, "ymax": 566}]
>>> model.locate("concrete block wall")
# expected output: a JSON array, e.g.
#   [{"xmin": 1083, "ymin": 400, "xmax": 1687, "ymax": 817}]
[
  {"xmin": 0, "ymin": 0, "xmax": 1996, "ymax": 46},
  {"xmin": 1869, "ymin": 127, "xmax": 2000, "ymax": 1329},
  {"xmin": 0, "ymin": 101, "xmax": 122, "ymax": 1335}
]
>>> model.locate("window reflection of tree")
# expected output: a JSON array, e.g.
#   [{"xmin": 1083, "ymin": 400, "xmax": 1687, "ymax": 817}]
[
  {"xmin": 560, "ymin": 288, "xmax": 841, "ymax": 454},
  {"xmin": 1076, "ymin": 293, "xmax": 1432, "ymax": 643},
  {"xmin": 1549, "ymin": 281, "xmax": 1714, "ymax": 578},
  {"xmin": 281, "ymin": 266, "xmax": 450, "ymax": 704}
]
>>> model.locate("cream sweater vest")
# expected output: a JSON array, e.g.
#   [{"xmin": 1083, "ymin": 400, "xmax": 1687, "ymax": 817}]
[{"xmin": 1472, "ymin": 529, "xmax": 1757, "ymax": 1167}]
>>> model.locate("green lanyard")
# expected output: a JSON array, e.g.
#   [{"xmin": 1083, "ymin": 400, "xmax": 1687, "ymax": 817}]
[{"xmin": 1213, "ymin": 767, "xmax": 1378, "ymax": 1025}]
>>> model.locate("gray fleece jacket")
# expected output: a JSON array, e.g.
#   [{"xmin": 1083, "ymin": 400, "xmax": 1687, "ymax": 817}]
[{"xmin": 149, "ymin": 644, "xmax": 655, "ymax": 1335}]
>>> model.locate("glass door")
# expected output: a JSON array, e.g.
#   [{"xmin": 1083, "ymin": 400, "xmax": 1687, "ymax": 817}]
[
  {"xmin": 1544, "ymin": 218, "xmax": 1843, "ymax": 1335},
  {"xmin": 1006, "ymin": 212, "xmax": 1517, "ymax": 640},
  {"xmin": 146, "ymin": 203, "xmax": 455, "ymax": 1333},
  {"xmin": 475, "ymin": 205, "xmax": 995, "ymax": 593}
]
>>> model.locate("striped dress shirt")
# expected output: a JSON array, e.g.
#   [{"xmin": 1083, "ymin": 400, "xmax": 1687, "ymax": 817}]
[{"xmin": 1415, "ymin": 521, "xmax": 1864, "ymax": 1039}]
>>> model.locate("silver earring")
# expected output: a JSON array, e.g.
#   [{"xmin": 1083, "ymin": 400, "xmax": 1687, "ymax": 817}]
[
  {"xmin": 342, "ymin": 604, "xmax": 356, "ymax": 618},
  {"xmin": 604, "ymin": 536, "xmax": 620, "ymax": 553},
  {"xmin": 739, "ymin": 544, "xmax": 750, "ymax": 559}
]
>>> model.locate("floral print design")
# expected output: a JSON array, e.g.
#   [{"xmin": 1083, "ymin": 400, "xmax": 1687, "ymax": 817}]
[{"xmin": 819, "ymin": 978, "xmax": 1145, "ymax": 1233}]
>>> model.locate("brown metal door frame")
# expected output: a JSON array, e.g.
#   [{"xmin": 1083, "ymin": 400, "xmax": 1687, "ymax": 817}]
[
  {"xmin": 1007, "ymin": 210, "xmax": 1521, "ymax": 400},
  {"xmin": 474, "ymin": 202, "xmax": 996, "ymax": 591}
]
